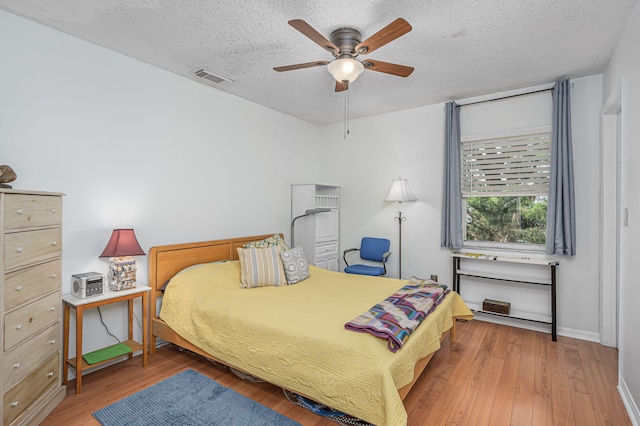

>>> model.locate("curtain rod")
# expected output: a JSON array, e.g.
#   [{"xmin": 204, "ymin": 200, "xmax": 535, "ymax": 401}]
[{"xmin": 457, "ymin": 87, "xmax": 552, "ymax": 107}]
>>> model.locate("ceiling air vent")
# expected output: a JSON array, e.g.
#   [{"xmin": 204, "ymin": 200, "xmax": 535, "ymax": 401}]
[{"xmin": 194, "ymin": 69, "xmax": 233, "ymax": 83}]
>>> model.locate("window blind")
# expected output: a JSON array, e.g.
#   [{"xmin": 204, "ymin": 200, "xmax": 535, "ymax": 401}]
[{"xmin": 461, "ymin": 133, "xmax": 551, "ymax": 197}]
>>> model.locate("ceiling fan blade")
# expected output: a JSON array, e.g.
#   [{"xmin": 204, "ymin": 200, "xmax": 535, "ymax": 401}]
[
  {"xmin": 355, "ymin": 18, "xmax": 412, "ymax": 55},
  {"xmin": 288, "ymin": 19, "xmax": 339, "ymax": 53},
  {"xmin": 363, "ymin": 60, "xmax": 414, "ymax": 77},
  {"xmin": 273, "ymin": 61, "xmax": 330, "ymax": 72},
  {"xmin": 335, "ymin": 81, "xmax": 349, "ymax": 92}
]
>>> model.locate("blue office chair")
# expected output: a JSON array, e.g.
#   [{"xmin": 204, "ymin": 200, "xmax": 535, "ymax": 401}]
[{"xmin": 343, "ymin": 237, "xmax": 391, "ymax": 276}]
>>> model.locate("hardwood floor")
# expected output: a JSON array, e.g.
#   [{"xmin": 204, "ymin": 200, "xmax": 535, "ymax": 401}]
[{"xmin": 42, "ymin": 320, "xmax": 630, "ymax": 426}]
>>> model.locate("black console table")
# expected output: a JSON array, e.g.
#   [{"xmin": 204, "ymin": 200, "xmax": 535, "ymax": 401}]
[{"xmin": 452, "ymin": 252, "xmax": 559, "ymax": 341}]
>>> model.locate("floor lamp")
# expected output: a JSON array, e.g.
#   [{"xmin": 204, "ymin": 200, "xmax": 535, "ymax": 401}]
[{"xmin": 385, "ymin": 178, "xmax": 417, "ymax": 279}]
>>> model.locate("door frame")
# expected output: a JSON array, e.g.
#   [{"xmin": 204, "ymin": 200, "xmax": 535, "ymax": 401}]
[{"xmin": 600, "ymin": 81, "xmax": 623, "ymax": 347}]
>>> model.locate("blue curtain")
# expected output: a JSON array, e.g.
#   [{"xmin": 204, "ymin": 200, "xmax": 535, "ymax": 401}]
[
  {"xmin": 546, "ymin": 79, "xmax": 576, "ymax": 255},
  {"xmin": 441, "ymin": 101, "xmax": 463, "ymax": 249}
]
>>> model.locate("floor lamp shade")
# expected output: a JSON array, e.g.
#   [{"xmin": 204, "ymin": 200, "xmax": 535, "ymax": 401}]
[
  {"xmin": 385, "ymin": 178, "xmax": 417, "ymax": 204},
  {"xmin": 385, "ymin": 178, "xmax": 417, "ymax": 279}
]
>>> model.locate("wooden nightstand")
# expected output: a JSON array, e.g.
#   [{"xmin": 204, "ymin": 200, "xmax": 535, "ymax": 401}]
[{"xmin": 62, "ymin": 285, "xmax": 149, "ymax": 394}]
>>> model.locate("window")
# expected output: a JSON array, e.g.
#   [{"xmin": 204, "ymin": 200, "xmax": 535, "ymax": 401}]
[{"xmin": 461, "ymin": 132, "xmax": 551, "ymax": 248}]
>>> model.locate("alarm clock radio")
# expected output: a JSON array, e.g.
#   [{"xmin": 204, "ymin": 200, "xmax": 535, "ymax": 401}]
[{"xmin": 71, "ymin": 272, "xmax": 105, "ymax": 298}]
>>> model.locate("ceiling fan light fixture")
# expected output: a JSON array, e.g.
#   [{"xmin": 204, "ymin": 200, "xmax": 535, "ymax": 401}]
[{"xmin": 327, "ymin": 58, "xmax": 364, "ymax": 83}]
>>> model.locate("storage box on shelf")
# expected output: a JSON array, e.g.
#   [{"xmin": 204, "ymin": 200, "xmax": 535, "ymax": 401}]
[
  {"xmin": 482, "ymin": 299, "xmax": 511, "ymax": 315},
  {"xmin": 1, "ymin": 189, "xmax": 66, "ymax": 426}
]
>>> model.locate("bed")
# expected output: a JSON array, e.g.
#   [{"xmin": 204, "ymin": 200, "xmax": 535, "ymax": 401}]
[{"xmin": 148, "ymin": 234, "xmax": 473, "ymax": 426}]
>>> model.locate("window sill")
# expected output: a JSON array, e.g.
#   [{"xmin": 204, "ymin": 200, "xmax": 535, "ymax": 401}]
[{"xmin": 462, "ymin": 241, "xmax": 546, "ymax": 256}]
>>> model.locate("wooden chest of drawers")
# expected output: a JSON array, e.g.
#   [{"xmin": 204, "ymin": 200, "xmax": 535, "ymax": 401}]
[{"xmin": 1, "ymin": 189, "xmax": 66, "ymax": 426}]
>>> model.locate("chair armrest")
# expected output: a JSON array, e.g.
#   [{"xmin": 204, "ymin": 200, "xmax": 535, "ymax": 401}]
[
  {"xmin": 382, "ymin": 251, "xmax": 391, "ymax": 263},
  {"xmin": 343, "ymin": 248, "xmax": 359, "ymax": 266}
]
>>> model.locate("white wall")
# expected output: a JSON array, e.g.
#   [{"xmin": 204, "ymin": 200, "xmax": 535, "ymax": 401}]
[
  {"xmin": 603, "ymin": 1, "xmax": 640, "ymax": 422},
  {"xmin": 0, "ymin": 10, "xmax": 320, "ymax": 366},
  {"xmin": 318, "ymin": 75, "xmax": 603, "ymax": 341}
]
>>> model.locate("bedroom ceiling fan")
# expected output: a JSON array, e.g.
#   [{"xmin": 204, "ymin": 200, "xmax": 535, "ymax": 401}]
[{"xmin": 274, "ymin": 18, "xmax": 414, "ymax": 92}]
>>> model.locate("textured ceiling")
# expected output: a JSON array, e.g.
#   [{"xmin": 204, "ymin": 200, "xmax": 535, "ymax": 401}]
[{"xmin": 1, "ymin": 0, "xmax": 636, "ymax": 124}]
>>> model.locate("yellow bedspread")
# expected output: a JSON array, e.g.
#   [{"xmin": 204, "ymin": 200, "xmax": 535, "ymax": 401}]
[{"xmin": 160, "ymin": 261, "xmax": 473, "ymax": 426}]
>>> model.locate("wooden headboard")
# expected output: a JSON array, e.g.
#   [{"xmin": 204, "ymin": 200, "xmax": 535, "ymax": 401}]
[{"xmin": 148, "ymin": 233, "xmax": 283, "ymax": 317}]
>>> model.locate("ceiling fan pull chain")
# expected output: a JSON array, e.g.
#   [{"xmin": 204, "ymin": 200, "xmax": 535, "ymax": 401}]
[
  {"xmin": 344, "ymin": 83, "xmax": 350, "ymax": 140},
  {"xmin": 347, "ymin": 87, "xmax": 351, "ymax": 137},
  {"xmin": 344, "ymin": 85, "xmax": 347, "ymax": 140}
]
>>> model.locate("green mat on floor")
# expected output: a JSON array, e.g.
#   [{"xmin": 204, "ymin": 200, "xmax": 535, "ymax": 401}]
[{"xmin": 83, "ymin": 343, "xmax": 132, "ymax": 365}]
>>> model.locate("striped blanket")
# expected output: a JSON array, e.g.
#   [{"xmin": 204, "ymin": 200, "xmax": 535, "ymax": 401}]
[{"xmin": 345, "ymin": 279, "xmax": 449, "ymax": 352}]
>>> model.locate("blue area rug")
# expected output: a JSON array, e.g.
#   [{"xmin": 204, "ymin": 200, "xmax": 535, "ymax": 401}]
[{"xmin": 93, "ymin": 369, "xmax": 300, "ymax": 426}]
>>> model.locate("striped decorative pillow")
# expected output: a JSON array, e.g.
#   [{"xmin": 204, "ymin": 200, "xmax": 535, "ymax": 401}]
[{"xmin": 237, "ymin": 246, "xmax": 287, "ymax": 288}]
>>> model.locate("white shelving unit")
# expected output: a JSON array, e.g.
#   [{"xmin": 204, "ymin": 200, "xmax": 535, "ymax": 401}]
[{"xmin": 291, "ymin": 184, "xmax": 340, "ymax": 271}]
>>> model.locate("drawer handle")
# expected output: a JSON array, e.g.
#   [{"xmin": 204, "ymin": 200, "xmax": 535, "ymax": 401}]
[
  {"xmin": 51, "ymin": 241, "xmax": 57, "ymax": 246},
  {"xmin": 48, "ymin": 371, "xmax": 54, "ymax": 377},
  {"xmin": 16, "ymin": 324, "xmax": 22, "ymax": 330},
  {"xmin": 49, "ymin": 306, "xmax": 56, "ymax": 311},
  {"xmin": 51, "ymin": 208, "xmax": 57, "ymax": 213},
  {"xmin": 49, "ymin": 339, "xmax": 56, "ymax": 344},
  {"xmin": 16, "ymin": 209, "xmax": 23, "ymax": 215},
  {"xmin": 13, "ymin": 363, "xmax": 20, "ymax": 369},
  {"xmin": 16, "ymin": 248, "xmax": 23, "ymax": 253},
  {"xmin": 11, "ymin": 401, "xmax": 19, "ymax": 407},
  {"xmin": 15, "ymin": 285, "xmax": 23, "ymax": 291},
  {"xmin": 51, "ymin": 273, "xmax": 57, "ymax": 279}
]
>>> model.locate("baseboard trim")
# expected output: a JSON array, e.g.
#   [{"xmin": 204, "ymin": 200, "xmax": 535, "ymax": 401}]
[
  {"xmin": 619, "ymin": 376, "xmax": 640, "ymax": 426},
  {"xmin": 473, "ymin": 313, "xmax": 600, "ymax": 342},
  {"xmin": 557, "ymin": 326, "xmax": 600, "ymax": 343}
]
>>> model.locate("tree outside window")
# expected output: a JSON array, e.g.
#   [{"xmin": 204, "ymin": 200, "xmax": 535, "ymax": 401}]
[{"xmin": 465, "ymin": 196, "xmax": 547, "ymax": 244}]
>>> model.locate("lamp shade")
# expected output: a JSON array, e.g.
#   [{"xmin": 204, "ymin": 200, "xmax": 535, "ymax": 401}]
[
  {"xmin": 327, "ymin": 58, "xmax": 364, "ymax": 83},
  {"xmin": 99, "ymin": 229, "xmax": 145, "ymax": 258},
  {"xmin": 385, "ymin": 178, "xmax": 417, "ymax": 202}
]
